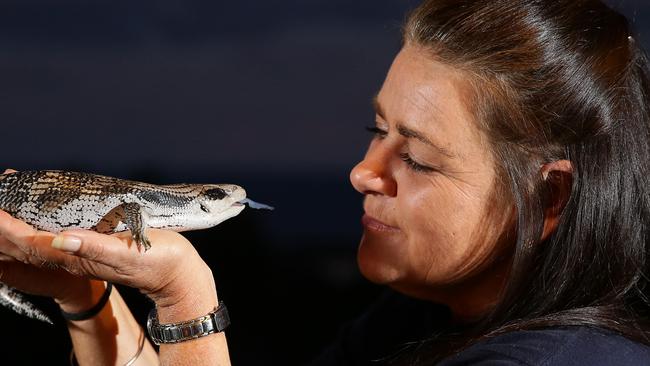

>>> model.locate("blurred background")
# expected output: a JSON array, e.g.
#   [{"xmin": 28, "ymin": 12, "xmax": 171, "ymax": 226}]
[{"xmin": 0, "ymin": 0, "xmax": 648, "ymax": 364}]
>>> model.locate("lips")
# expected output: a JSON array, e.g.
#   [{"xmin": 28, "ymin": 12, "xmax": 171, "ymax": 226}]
[{"xmin": 362, "ymin": 213, "xmax": 400, "ymax": 232}]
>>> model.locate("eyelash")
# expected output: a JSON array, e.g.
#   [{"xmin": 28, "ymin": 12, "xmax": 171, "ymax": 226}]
[
  {"xmin": 400, "ymin": 153, "xmax": 436, "ymax": 173},
  {"xmin": 365, "ymin": 126, "xmax": 387, "ymax": 139},
  {"xmin": 365, "ymin": 126, "xmax": 437, "ymax": 173}
]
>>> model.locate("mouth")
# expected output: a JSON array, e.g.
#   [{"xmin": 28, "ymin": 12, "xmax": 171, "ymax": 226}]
[
  {"xmin": 213, "ymin": 203, "xmax": 247, "ymax": 223},
  {"xmin": 362, "ymin": 213, "xmax": 400, "ymax": 233}
]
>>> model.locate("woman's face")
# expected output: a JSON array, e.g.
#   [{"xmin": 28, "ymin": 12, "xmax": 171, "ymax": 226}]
[{"xmin": 350, "ymin": 46, "xmax": 512, "ymax": 303}]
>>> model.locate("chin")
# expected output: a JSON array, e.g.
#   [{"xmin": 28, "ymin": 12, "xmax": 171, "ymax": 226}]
[{"xmin": 356, "ymin": 235, "xmax": 403, "ymax": 284}]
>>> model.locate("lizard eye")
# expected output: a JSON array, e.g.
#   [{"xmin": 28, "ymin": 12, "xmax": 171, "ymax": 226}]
[
  {"xmin": 204, "ymin": 188, "xmax": 227, "ymax": 200},
  {"xmin": 200, "ymin": 204, "xmax": 210, "ymax": 213}
]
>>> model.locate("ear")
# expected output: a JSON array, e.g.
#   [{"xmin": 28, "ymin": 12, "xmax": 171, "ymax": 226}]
[{"xmin": 540, "ymin": 160, "xmax": 573, "ymax": 242}]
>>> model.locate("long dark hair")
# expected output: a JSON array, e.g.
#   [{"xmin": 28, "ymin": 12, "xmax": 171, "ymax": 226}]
[{"xmin": 401, "ymin": 0, "xmax": 650, "ymax": 362}]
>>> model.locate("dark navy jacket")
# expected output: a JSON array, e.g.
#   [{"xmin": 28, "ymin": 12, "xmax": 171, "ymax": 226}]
[
  {"xmin": 308, "ymin": 290, "xmax": 650, "ymax": 365},
  {"xmin": 439, "ymin": 326, "xmax": 650, "ymax": 365}
]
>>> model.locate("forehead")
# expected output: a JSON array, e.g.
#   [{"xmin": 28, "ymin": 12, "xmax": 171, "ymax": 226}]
[{"xmin": 377, "ymin": 46, "xmax": 486, "ymax": 160}]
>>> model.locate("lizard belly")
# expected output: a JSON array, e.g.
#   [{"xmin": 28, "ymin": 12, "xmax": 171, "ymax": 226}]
[{"xmin": 12, "ymin": 196, "xmax": 126, "ymax": 233}]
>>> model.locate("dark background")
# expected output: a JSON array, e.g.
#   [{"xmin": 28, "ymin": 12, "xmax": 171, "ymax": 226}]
[{"xmin": 0, "ymin": 1, "xmax": 648, "ymax": 364}]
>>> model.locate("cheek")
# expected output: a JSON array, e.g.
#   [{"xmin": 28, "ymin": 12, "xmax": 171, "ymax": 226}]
[
  {"xmin": 399, "ymin": 179, "xmax": 471, "ymax": 243},
  {"xmin": 397, "ymin": 178, "xmax": 492, "ymax": 282}
]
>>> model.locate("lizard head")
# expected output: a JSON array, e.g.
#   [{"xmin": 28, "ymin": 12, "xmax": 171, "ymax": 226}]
[{"xmin": 194, "ymin": 184, "xmax": 247, "ymax": 227}]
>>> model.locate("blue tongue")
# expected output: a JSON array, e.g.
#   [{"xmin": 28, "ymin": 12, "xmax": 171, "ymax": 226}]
[{"xmin": 240, "ymin": 198, "xmax": 274, "ymax": 210}]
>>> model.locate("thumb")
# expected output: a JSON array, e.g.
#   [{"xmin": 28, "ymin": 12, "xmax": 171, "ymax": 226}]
[{"xmin": 51, "ymin": 230, "xmax": 138, "ymax": 269}]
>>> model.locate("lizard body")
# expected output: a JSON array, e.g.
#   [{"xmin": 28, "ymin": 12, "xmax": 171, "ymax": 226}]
[
  {"xmin": 0, "ymin": 170, "xmax": 248, "ymax": 249},
  {"xmin": 0, "ymin": 170, "xmax": 270, "ymax": 323}
]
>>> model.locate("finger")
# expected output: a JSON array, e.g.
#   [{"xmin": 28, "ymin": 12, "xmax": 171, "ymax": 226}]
[
  {"xmin": 0, "ymin": 210, "xmax": 37, "ymax": 241},
  {"xmin": 2, "ymin": 169, "xmax": 17, "ymax": 174},
  {"xmin": 0, "ymin": 236, "xmax": 31, "ymax": 262},
  {"xmin": 0, "ymin": 210, "xmax": 75, "ymax": 265},
  {"xmin": 48, "ymin": 230, "xmax": 147, "ymax": 285},
  {"xmin": 0, "ymin": 210, "xmax": 54, "ymax": 254},
  {"xmin": 0, "ymin": 261, "xmax": 40, "ymax": 284},
  {"xmin": 51, "ymin": 229, "xmax": 139, "ymax": 268},
  {"xmin": 0, "ymin": 253, "xmax": 17, "ymax": 262}
]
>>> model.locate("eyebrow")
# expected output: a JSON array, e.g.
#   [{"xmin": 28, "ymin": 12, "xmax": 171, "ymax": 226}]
[{"xmin": 371, "ymin": 96, "xmax": 458, "ymax": 160}]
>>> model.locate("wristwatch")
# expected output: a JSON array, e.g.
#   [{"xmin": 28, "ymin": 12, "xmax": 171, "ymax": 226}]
[{"xmin": 147, "ymin": 301, "xmax": 230, "ymax": 345}]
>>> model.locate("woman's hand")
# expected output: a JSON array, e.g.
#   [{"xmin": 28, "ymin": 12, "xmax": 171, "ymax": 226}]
[
  {"xmin": 0, "ymin": 170, "xmax": 228, "ymax": 364},
  {"xmin": 0, "ymin": 166, "xmax": 219, "ymax": 325},
  {"xmin": 0, "ymin": 208, "xmax": 215, "ymax": 309}
]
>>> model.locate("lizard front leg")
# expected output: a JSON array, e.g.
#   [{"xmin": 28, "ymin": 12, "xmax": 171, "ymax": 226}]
[{"xmin": 122, "ymin": 202, "xmax": 152, "ymax": 251}]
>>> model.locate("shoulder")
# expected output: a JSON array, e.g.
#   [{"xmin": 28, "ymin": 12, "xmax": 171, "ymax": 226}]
[
  {"xmin": 438, "ymin": 326, "xmax": 650, "ymax": 366},
  {"xmin": 307, "ymin": 290, "xmax": 451, "ymax": 366}
]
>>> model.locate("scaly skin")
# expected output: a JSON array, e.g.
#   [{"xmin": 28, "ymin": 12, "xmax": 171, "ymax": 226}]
[
  {"xmin": 0, "ymin": 170, "xmax": 252, "ymax": 323},
  {"xmin": 0, "ymin": 170, "xmax": 247, "ymax": 245}
]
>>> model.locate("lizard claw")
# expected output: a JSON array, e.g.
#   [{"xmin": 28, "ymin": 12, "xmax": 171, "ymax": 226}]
[
  {"xmin": 132, "ymin": 231, "xmax": 151, "ymax": 252},
  {"xmin": 142, "ymin": 236, "xmax": 152, "ymax": 251}
]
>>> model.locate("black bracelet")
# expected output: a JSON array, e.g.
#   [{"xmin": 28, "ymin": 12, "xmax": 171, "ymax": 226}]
[{"xmin": 61, "ymin": 282, "xmax": 113, "ymax": 321}]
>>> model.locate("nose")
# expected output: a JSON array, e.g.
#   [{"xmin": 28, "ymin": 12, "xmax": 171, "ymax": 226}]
[{"xmin": 349, "ymin": 146, "xmax": 397, "ymax": 197}]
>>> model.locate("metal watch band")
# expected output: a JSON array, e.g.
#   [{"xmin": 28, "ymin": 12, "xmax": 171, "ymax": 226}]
[{"xmin": 147, "ymin": 300, "xmax": 230, "ymax": 345}]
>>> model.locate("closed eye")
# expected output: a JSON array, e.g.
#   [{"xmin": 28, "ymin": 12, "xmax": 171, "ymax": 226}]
[
  {"xmin": 200, "ymin": 204, "xmax": 210, "ymax": 213},
  {"xmin": 366, "ymin": 126, "xmax": 387, "ymax": 139},
  {"xmin": 400, "ymin": 153, "xmax": 437, "ymax": 173}
]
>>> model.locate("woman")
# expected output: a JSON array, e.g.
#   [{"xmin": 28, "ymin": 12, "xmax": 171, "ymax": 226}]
[{"xmin": 1, "ymin": 0, "xmax": 650, "ymax": 364}]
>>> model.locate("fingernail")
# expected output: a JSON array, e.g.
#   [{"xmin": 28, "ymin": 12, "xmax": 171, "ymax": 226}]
[{"xmin": 52, "ymin": 235, "xmax": 82, "ymax": 252}]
